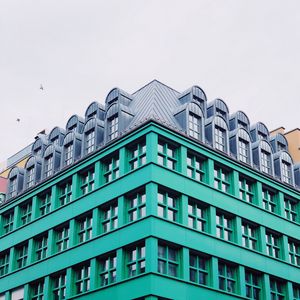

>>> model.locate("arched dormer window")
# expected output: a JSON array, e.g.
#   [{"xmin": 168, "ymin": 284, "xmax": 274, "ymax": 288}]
[
  {"xmin": 42, "ymin": 144, "xmax": 62, "ymax": 179},
  {"xmin": 187, "ymin": 103, "xmax": 204, "ymax": 140},
  {"xmin": 32, "ymin": 136, "xmax": 48, "ymax": 156},
  {"xmin": 24, "ymin": 156, "xmax": 42, "ymax": 189},
  {"xmin": 252, "ymin": 140, "xmax": 273, "ymax": 175},
  {"xmin": 85, "ymin": 101, "xmax": 105, "ymax": 120},
  {"xmin": 229, "ymin": 111, "xmax": 250, "ymax": 131},
  {"xmin": 106, "ymin": 104, "xmax": 119, "ymax": 141},
  {"xmin": 207, "ymin": 98, "xmax": 229, "ymax": 125},
  {"xmin": 62, "ymin": 132, "xmax": 82, "ymax": 167},
  {"xmin": 83, "ymin": 117, "xmax": 104, "ymax": 155},
  {"xmin": 66, "ymin": 115, "xmax": 85, "ymax": 134},
  {"xmin": 205, "ymin": 116, "xmax": 229, "ymax": 153},
  {"xmin": 250, "ymin": 122, "xmax": 269, "ymax": 142},
  {"xmin": 274, "ymin": 151, "xmax": 294, "ymax": 185},
  {"xmin": 49, "ymin": 127, "xmax": 66, "ymax": 147},
  {"xmin": 7, "ymin": 167, "xmax": 24, "ymax": 199},
  {"xmin": 270, "ymin": 133, "xmax": 288, "ymax": 153},
  {"xmin": 294, "ymin": 164, "xmax": 300, "ymax": 187},
  {"xmin": 229, "ymin": 128, "xmax": 252, "ymax": 165}
]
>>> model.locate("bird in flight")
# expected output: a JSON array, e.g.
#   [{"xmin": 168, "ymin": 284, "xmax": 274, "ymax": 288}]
[
  {"xmin": 16, "ymin": 118, "xmax": 20, "ymax": 122},
  {"xmin": 40, "ymin": 84, "xmax": 44, "ymax": 90}
]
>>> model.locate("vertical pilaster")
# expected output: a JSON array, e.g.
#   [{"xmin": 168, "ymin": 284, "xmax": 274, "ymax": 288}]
[
  {"xmin": 237, "ymin": 265, "xmax": 246, "ymax": 297},
  {"xmin": 65, "ymin": 267, "xmax": 74, "ymax": 299},
  {"xmin": 179, "ymin": 145, "xmax": 187, "ymax": 174},
  {"xmin": 262, "ymin": 273, "xmax": 271, "ymax": 300},
  {"xmin": 232, "ymin": 170, "xmax": 240, "ymax": 198},
  {"xmin": 72, "ymin": 173, "xmax": 80, "ymax": 200},
  {"xmin": 234, "ymin": 216, "xmax": 243, "ymax": 245},
  {"xmin": 281, "ymin": 235, "xmax": 289, "ymax": 262},
  {"xmin": 206, "ymin": 158, "xmax": 214, "ymax": 187},
  {"xmin": 8, "ymin": 247, "xmax": 16, "ymax": 272},
  {"xmin": 51, "ymin": 184, "xmax": 59, "ymax": 210},
  {"xmin": 277, "ymin": 192, "xmax": 285, "ymax": 217},
  {"xmin": 43, "ymin": 276, "xmax": 51, "ymax": 299},
  {"xmin": 31, "ymin": 195, "xmax": 39, "ymax": 219},
  {"xmin": 90, "ymin": 258, "xmax": 99, "ymax": 290},
  {"xmin": 146, "ymin": 132, "xmax": 158, "ymax": 164},
  {"xmin": 27, "ymin": 238, "xmax": 35, "ymax": 264},
  {"xmin": 13, "ymin": 205, "xmax": 20, "ymax": 230},
  {"xmin": 92, "ymin": 207, "xmax": 101, "ymax": 237},
  {"xmin": 286, "ymin": 281, "xmax": 294, "ymax": 300},
  {"xmin": 211, "ymin": 256, "xmax": 219, "ymax": 289},
  {"xmin": 47, "ymin": 229, "xmax": 55, "ymax": 256},
  {"xmin": 146, "ymin": 183, "xmax": 158, "ymax": 217},
  {"xmin": 254, "ymin": 181, "xmax": 263, "ymax": 207},
  {"xmin": 116, "ymin": 248, "xmax": 124, "ymax": 281},
  {"xmin": 208, "ymin": 206, "xmax": 216, "ymax": 236},
  {"xmin": 119, "ymin": 147, "xmax": 127, "ymax": 176},
  {"xmin": 118, "ymin": 196, "xmax": 125, "ymax": 227},
  {"xmin": 146, "ymin": 237, "xmax": 158, "ymax": 273},
  {"xmin": 258, "ymin": 226, "xmax": 267, "ymax": 254},
  {"xmin": 181, "ymin": 195, "xmax": 189, "ymax": 226},
  {"xmin": 69, "ymin": 219, "xmax": 77, "ymax": 247},
  {"xmin": 182, "ymin": 247, "xmax": 189, "ymax": 281},
  {"xmin": 23, "ymin": 284, "xmax": 30, "ymax": 300},
  {"xmin": 94, "ymin": 161, "xmax": 101, "ymax": 189}
]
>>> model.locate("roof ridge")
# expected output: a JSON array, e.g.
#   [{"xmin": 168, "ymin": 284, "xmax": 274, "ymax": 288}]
[{"xmin": 132, "ymin": 79, "xmax": 180, "ymax": 95}]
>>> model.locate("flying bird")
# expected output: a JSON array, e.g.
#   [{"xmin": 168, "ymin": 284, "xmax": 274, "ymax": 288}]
[
  {"xmin": 40, "ymin": 84, "xmax": 44, "ymax": 90},
  {"xmin": 16, "ymin": 118, "xmax": 20, "ymax": 122}
]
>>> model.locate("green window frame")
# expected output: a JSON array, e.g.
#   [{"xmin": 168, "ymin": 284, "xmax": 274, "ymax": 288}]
[
  {"xmin": 288, "ymin": 239, "xmax": 300, "ymax": 266},
  {"xmin": 16, "ymin": 244, "xmax": 28, "ymax": 269},
  {"xmin": 58, "ymin": 180, "xmax": 72, "ymax": 206},
  {"xmin": 102, "ymin": 202, "xmax": 118, "ymax": 233},
  {"xmin": 103, "ymin": 155, "xmax": 119, "ymax": 183},
  {"xmin": 189, "ymin": 252, "xmax": 209, "ymax": 285},
  {"xmin": 270, "ymin": 277, "xmax": 285, "ymax": 299},
  {"xmin": 157, "ymin": 190, "xmax": 178, "ymax": 222},
  {"xmin": 157, "ymin": 139, "xmax": 178, "ymax": 170},
  {"xmin": 52, "ymin": 272, "xmax": 66, "ymax": 300},
  {"xmin": 2, "ymin": 210, "xmax": 14, "ymax": 234},
  {"xmin": 0, "ymin": 251, "xmax": 9, "ymax": 276},
  {"xmin": 31, "ymin": 280, "xmax": 44, "ymax": 300},
  {"xmin": 262, "ymin": 187, "xmax": 277, "ymax": 213},
  {"xmin": 218, "ymin": 261, "xmax": 236, "ymax": 294},
  {"xmin": 35, "ymin": 235, "xmax": 48, "ymax": 261},
  {"xmin": 284, "ymin": 197, "xmax": 298, "ymax": 222},
  {"xmin": 266, "ymin": 231, "xmax": 281, "ymax": 259},
  {"xmin": 99, "ymin": 253, "xmax": 117, "ymax": 286},
  {"xmin": 127, "ymin": 190, "xmax": 146, "ymax": 222},
  {"xmin": 245, "ymin": 269, "xmax": 261, "ymax": 299},
  {"xmin": 129, "ymin": 140, "xmax": 146, "ymax": 170},
  {"xmin": 77, "ymin": 215, "xmax": 93, "ymax": 243},
  {"xmin": 158, "ymin": 243, "xmax": 179, "ymax": 278},
  {"xmin": 20, "ymin": 201, "xmax": 32, "ymax": 225},
  {"xmin": 80, "ymin": 168, "xmax": 95, "ymax": 195},
  {"xmin": 216, "ymin": 212, "xmax": 233, "ymax": 242},
  {"xmin": 293, "ymin": 284, "xmax": 300, "ymax": 300},
  {"xmin": 126, "ymin": 243, "xmax": 146, "ymax": 277},
  {"xmin": 56, "ymin": 226, "xmax": 70, "ymax": 253},
  {"xmin": 214, "ymin": 165, "xmax": 230, "ymax": 193},
  {"xmin": 38, "ymin": 191, "xmax": 51, "ymax": 216},
  {"xmin": 187, "ymin": 152, "xmax": 205, "ymax": 182},
  {"xmin": 74, "ymin": 263, "xmax": 90, "ymax": 294},
  {"xmin": 242, "ymin": 221, "xmax": 258, "ymax": 250},
  {"xmin": 188, "ymin": 200, "xmax": 207, "ymax": 232},
  {"xmin": 239, "ymin": 177, "xmax": 254, "ymax": 203}
]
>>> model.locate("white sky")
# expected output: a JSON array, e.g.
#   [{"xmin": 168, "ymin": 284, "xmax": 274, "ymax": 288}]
[{"xmin": 0, "ymin": 0, "xmax": 300, "ymax": 162}]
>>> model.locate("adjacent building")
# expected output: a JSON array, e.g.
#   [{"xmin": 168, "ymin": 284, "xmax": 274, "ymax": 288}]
[{"xmin": 0, "ymin": 80, "xmax": 299, "ymax": 300}]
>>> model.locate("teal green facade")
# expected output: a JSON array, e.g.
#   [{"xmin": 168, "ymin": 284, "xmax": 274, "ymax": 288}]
[{"xmin": 0, "ymin": 121, "xmax": 300, "ymax": 299}]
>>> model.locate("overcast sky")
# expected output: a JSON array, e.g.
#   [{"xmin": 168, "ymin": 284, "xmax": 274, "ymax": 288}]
[{"xmin": 0, "ymin": 0, "xmax": 300, "ymax": 163}]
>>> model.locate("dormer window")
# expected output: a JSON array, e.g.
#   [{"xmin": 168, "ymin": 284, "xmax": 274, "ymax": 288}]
[
  {"xmin": 26, "ymin": 167, "xmax": 35, "ymax": 188},
  {"xmin": 10, "ymin": 177, "xmax": 17, "ymax": 198},
  {"xmin": 108, "ymin": 115, "xmax": 118, "ymax": 140},
  {"xmin": 86, "ymin": 130, "xmax": 95, "ymax": 154},
  {"xmin": 65, "ymin": 143, "xmax": 73, "ymax": 166},
  {"xmin": 215, "ymin": 126, "xmax": 226, "ymax": 151},
  {"xmin": 44, "ymin": 155, "xmax": 54, "ymax": 178},
  {"xmin": 261, "ymin": 150, "xmax": 271, "ymax": 174},
  {"xmin": 282, "ymin": 161, "xmax": 292, "ymax": 184},
  {"xmin": 188, "ymin": 113, "xmax": 201, "ymax": 139},
  {"xmin": 238, "ymin": 138, "xmax": 250, "ymax": 164}
]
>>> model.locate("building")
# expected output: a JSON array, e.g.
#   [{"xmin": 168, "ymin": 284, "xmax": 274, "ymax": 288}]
[{"xmin": 0, "ymin": 80, "xmax": 299, "ymax": 300}]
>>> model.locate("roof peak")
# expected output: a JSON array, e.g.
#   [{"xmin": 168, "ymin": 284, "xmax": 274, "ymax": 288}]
[{"xmin": 132, "ymin": 79, "xmax": 180, "ymax": 95}]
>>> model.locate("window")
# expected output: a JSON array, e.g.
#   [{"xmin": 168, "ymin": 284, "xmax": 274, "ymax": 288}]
[
  {"xmin": 218, "ymin": 262, "xmax": 236, "ymax": 293},
  {"xmin": 16, "ymin": 243, "xmax": 28, "ymax": 269},
  {"xmin": 158, "ymin": 243, "xmax": 179, "ymax": 277},
  {"xmin": 157, "ymin": 140, "xmax": 178, "ymax": 170},
  {"xmin": 11, "ymin": 287, "xmax": 24, "ymax": 300},
  {"xmin": 102, "ymin": 202, "xmax": 118, "ymax": 233},
  {"xmin": 99, "ymin": 253, "xmax": 117, "ymax": 286},
  {"xmin": 215, "ymin": 126, "xmax": 226, "ymax": 151},
  {"xmin": 245, "ymin": 269, "xmax": 261, "ymax": 300},
  {"xmin": 270, "ymin": 278, "xmax": 285, "ymax": 300},
  {"xmin": 238, "ymin": 138, "xmax": 250, "ymax": 163},
  {"xmin": 0, "ymin": 251, "xmax": 9, "ymax": 276},
  {"xmin": 38, "ymin": 191, "xmax": 51, "ymax": 216},
  {"xmin": 293, "ymin": 284, "xmax": 300, "ymax": 300},
  {"xmin": 27, "ymin": 166, "xmax": 35, "ymax": 188},
  {"xmin": 9, "ymin": 176, "xmax": 17, "ymax": 198},
  {"xmin": 30, "ymin": 280, "xmax": 44, "ymax": 300},
  {"xmin": 129, "ymin": 140, "xmax": 146, "ymax": 170},
  {"xmin": 262, "ymin": 188, "xmax": 277, "ymax": 213},
  {"xmin": 80, "ymin": 168, "xmax": 95, "ymax": 195},
  {"xmin": 74, "ymin": 263, "xmax": 90, "ymax": 294},
  {"xmin": 20, "ymin": 201, "xmax": 32, "ymax": 226},
  {"xmin": 157, "ymin": 190, "xmax": 178, "ymax": 222},
  {"xmin": 288, "ymin": 239, "xmax": 300, "ymax": 266},
  {"xmin": 56, "ymin": 226, "xmax": 70, "ymax": 252},
  {"xmin": 65, "ymin": 143, "xmax": 74, "ymax": 166},
  {"xmin": 103, "ymin": 155, "xmax": 119, "ymax": 183},
  {"xmin": 282, "ymin": 161, "xmax": 292, "ymax": 184},
  {"xmin": 35, "ymin": 235, "xmax": 48, "ymax": 261},
  {"xmin": 189, "ymin": 252, "xmax": 209, "ymax": 285},
  {"xmin": 239, "ymin": 177, "xmax": 254, "ymax": 203},
  {"xmin": 266, "ymin": 231, "xmax": 281, "ymax": 259},
  {"xmin": 284, "ymin": 197, "xmax": 298, "ymax": 222},
  {"xmin": 52, "ymin": 272, "xmax": 66, "ymax": 300},
  {"xmin": 261, "ymin": 150, "xmax": 271, "ymax": 174},
  {"xmin": 216, "ymin": 212, "xmax": 233, "ymax": 242},
  {"xmin": 77, "ymin": 215, "xmax": 93, "ymax": 243},
  {"xmin": 126, "ymin": 243, "xmax": 146, "ymax": 277},
  {"xmin": 86, "ymin": 130, "xmax": 95, "ymax": 154},
  {"xmin": 127, "ymin": 190, "xmax": 146, "ymax": 222},
  {"xmin": 59, "ymin": 180, "xmax": 72, "ymax": 206},
  {"xmin": 188, "ymin": 113, "xmax": 201, "ymax": 139},
  {"xmin": 44, "ymin": 155, "xmax": 54, "ymax": 178},
  {"xmin": 188, "ymin": 200, "xmax": 207, "ymax": 232},
  {"xmin": 187, "ymin": 153, "xmax": 205, "ymax": 182},
  {"xmin": 214, "ymin": 166, "xmax": 230, "ymax": 193},
  {"xmin": 108, "ymin": 115, "xmax": 118, "ymax": 140},
  {"xmin": 2, "ymin": 210, "xmax": 14, "ymax": 234},
  {"xmin": 242, "ymin": 221, "xmax": 258, "ymax": 250}
]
